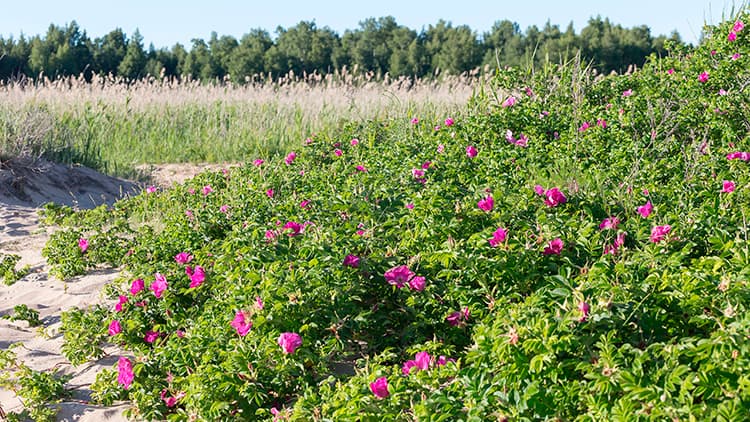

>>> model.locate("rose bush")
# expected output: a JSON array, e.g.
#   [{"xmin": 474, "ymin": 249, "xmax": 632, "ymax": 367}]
[{"xmin": 20, "ymin": 10, "xmax": 750, "ymax": 421}]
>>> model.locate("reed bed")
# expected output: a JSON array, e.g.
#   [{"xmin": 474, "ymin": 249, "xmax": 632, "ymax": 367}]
[{"xmin": 0, "ymin": 70, "xmax": 484, "ymax": 177}]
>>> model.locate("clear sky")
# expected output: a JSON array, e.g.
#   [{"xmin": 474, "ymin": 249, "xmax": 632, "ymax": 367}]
[{"xmin": 0, "ymin": 0, "xmax": 745, "ymax": 48}]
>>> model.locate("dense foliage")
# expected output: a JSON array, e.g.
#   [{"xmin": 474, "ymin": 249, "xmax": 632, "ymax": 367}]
[
  {"xmin": 0, "ymin": 15, "xmax": 684, "ymax": 81},
  {"xmin": 14, "ymin": 10, "xmax": 750, "ymax": 421}
]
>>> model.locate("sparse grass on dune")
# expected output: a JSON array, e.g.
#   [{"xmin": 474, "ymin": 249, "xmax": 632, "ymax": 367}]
[{"xmin": 0, "ymin": 70, "xmax": 483, "ymax": 178}]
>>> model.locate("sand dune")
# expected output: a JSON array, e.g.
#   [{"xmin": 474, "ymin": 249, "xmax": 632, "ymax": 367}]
[{"xmin": 0, "ymin": 161, "xmax": 225, "ymax": 421}]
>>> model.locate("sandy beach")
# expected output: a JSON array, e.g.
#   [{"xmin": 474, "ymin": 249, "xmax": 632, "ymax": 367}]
[{"xmin": 0, "ymin": 161, "xmax": 228, "ymax": 421}]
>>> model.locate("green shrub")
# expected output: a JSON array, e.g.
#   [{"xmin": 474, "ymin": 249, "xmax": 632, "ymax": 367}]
[{"xmin": 33, "ymin": 10, "xmax": 750, "ymax": 420}]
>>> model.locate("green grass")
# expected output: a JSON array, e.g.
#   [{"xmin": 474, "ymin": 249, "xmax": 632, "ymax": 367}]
[{"xmin": 0, "ymin": 73, "xmax": 479, "ymax": 178}]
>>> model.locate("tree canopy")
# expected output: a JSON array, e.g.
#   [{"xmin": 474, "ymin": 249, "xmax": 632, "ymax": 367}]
[{"xmin": 0, "ymin": 17, "xmax": 685, "ymax": 82}]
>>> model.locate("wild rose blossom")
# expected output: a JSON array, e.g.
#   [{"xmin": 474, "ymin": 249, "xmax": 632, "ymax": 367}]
[
  {"xmin": 285, "ymin": 151, "xmax": 297, "ymax": 165},
  {"xmin": 488, "ymin": 226, "xmax": 508, "ymax": 247},
  {"xmin": 355, "ymin": 165, "xmax": 368, "ymax": 172},
  {"xmin": 351, "ymin": 138, "xmax": 359, "ymax": 145},
  {"xmin": 578, "ymin": 301, "xmax": 590, "ymax": 322},
  {"xmin": 130, "ymin": 278, "xmax": 145, "ymax": 295},
  {"xmin": 444, "ymin": 117, "xmax": 454, "ymax": 127},
  {"xmin": 502, "ymin": 96, "xmax": 517, "ymax": 107},
  {"xmin": 436, "ymin": 355, "xmax": 453, "ymax": 366},
  {"xmin": 151, "ymin": 273, "xmax": 168, "ymax": 299},
  {"xmin": 144, "ymin": 330, "xmax": 160, "ymax": 343},
  {"xmin": 604, "ymin": 232, "xmax": 627, "ymax": 255},
  {"xmin": 437, "ymin": 144, "xmax": 445, "ymax": 153},
  {"xmin": 698, "ymin": 71, "xmax": 709, "ymax": 83},
  {"xmin": 578, "ymin": 121, "xmax": 591, "ymax": 132},
  {"xmin": 729, "ymin": 31, "xmax": 737, "ymax": 42},
  {"xmin": 599, "ymin": 216, "xmax": 620, "ymax": 231},
  {"xmin": 446, "ymin": 307, "xmax": 470, "ymax": 326},
  {"xmin": 370, "ymin": 377, "xmax": 389, "ymax": 399},
  {"xmin": 542, "ymin": 187, "xmax": 567, "ymax": 207},
  {"xmin": 145, "ymin": 185, "xmax": 157, "ymax": 193},
  {"xmin": 160, "ymin": 390, "xmax": 185, "ymax": 408},
  {"xmin": 278, "ymin": 332, "xmax": 303, "ymax": 354},
  {"xmin": 115, "ymin": 295, "xmax": 128, "ymax": 312},
  {"xmin": 402, "ymin": 360, "xmax": 418, "ymax": 375},
  {"xmin": 334, "ymin": 149, "xmax": 343, "ymax": 156},
  {"xmin": 117, "ymin": 357, "xmax": 134, "ymax": 389},
  {"xmin": 514, "ymin": 133, "xmax": 529, "ymax": 147},
  {"xmin": 78, "ymin": 238, "xmax": 89, "ymax": 253},
  {"xmin": 734, "ymin": 20, "xmax": 745, "ymax": 32},
  {"xmin": 722, "ymin": 180, "xmax": 736, "ymax": 193},
  {"xmin": 408, "ymin": 276, "xmax": 426, "ymax": 291},
  {"xmin": 283, "ymin": 221, "xmax": 303, "ymax": 237},
  {"xmin": 403, "ymin": 351, "xmax": 452, "ymax": 375},
  {"xmin": 255, "ymin": 296, "xmax": 264, "ymax": 310},
  {"xmin": 543, "ymin": 238, "xmax": 564, "ymax": 255},
  {"xmin": 231, "ymin": 310, "xmax": 253, "ymax": 336},
  {"xmin": 414, "ymin": 351, "xmax": 432, "ymax": 371},
  {"xmin": 266, "ymin": 189, "xmax": 274, "ymax": 198},
  {"xmin": 410, "ymin": 117, "xmax": 419, "ymax": 124},
  {"xmin": 186, "ymin": 265, "xmax": 206, "ymax": 288},
  {"xmin": 637, "ymin": 201, "xmax": 654, "ymax": 218},
  {"xmin": 202, "ymin": 185, "xmax": 213, "ymax": 195},
  {"xmin": 253, "ymin": 159, "xmax": 264, "ymax": 166},
  {"xmin": 650, "ymin": 225, "xmax": 672, "ymax": 243},
  {"xmin": 466, "ymin": 145, "xmax": 478, "ymax": 158},
  {"xmin": 727, "ymin": 151, "xmax": 750, "ymax": 161},
  {"xmin": 477, "ymin": 195, "xmax": 494, "ymax": 212},
  {"xmin": 174, "ymin": 252, "xmax": 193, "ymax": 264},
  {"xmin": 505, "ymin": 130, "xmax": 528, "ymax": 147},
  {"xmin": 343, "ymin": 254, "xmax": 360, "ymax": 268},
  {"xmin": 384, "ymin": 265, "xmax": 414, "ymax": 289},
  {"xmin": 622, "ymin": 89, "xmax": 633, "ymax": 97},
  {"xmin": 108, "ymin": 320, "xmax": 122, "ymax": 336}
]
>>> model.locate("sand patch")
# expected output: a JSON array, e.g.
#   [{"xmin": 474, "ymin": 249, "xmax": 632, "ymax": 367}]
[{"xmin": 0, "ymin": 160, "xmax": 224, "ymax": 421}]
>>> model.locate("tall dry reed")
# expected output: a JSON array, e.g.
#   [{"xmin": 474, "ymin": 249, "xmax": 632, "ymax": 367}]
[{"xmin": 0, "ymin": 69, "xmax": 485, "ymax": 177}]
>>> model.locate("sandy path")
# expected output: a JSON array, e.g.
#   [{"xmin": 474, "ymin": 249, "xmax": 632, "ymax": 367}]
[
  {"xmin": 0, "ymin": 162, "xmax": 232, "ymax": 421},
  {"xmin": 0, "ymin": 205, "xmax": 131, "ymax": 421}
]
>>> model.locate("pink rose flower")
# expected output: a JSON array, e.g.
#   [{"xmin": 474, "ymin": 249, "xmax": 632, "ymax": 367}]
[
  {"xmin": 278, "ymin": 332, "xmax": 303, "ymax": 354},
  {"xmin": 130, "ymin": 278, "xmax": 145, "ymax": 295},
  {"xmin": 650, "ymin": 225, "xmax": 672, "ymax": 243},
  {"xmin": 477, "ymin": 195, "xmax": 494, "ymax": 212},
  {"xmin": 117, "ymin": 357, "xmax": 134, "ymax": 389},
  {"xmin": 174, "ymin": 252, "xmax": 193, "ymax": 264},
  {"xmin": 543, "ymin": 238, "xmax": 564, "ymax": 255},
  {"xmin": 343, "ymin": 254, "xmax": 360, "ymax": 268},
  {"xmin": 370, "ymin": 377, "xmax": 389, "ymax": 399},
  {"xmin": 108, "ymin": 320, "xmax": 122, "ymax": 336},
  {"xmin": 151, "ymin": 273, "xmax": 168, "ymax": 299},
  {"xmin": 231, "ymin": 310, "xmax": 253, "ymax": 336},
  {"xmin": 488, "ymin": 227, "xmax": 508, "ymax": 247}
]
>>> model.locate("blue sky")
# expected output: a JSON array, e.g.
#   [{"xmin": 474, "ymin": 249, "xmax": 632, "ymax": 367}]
[{"xmin": 0, "ymin": 0, "xmax": 745, "ymax": 47}]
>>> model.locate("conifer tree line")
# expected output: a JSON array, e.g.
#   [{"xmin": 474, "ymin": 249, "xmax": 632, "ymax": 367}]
[{"xmin": 0, "ymin": 16, "xmax": 684, "ymax": 81}]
